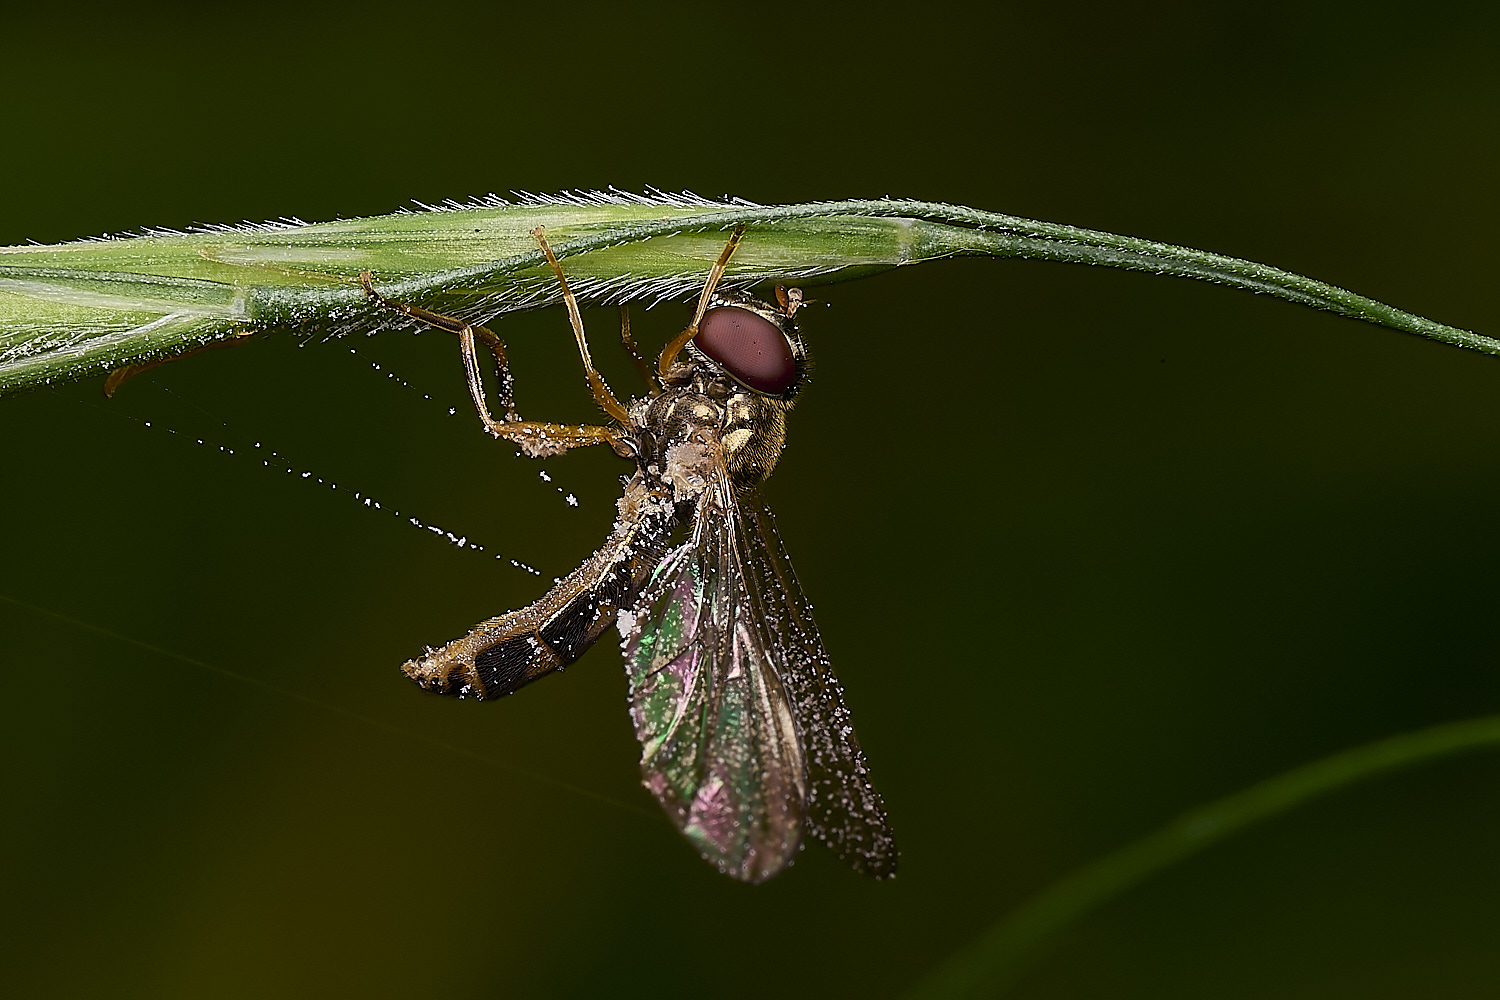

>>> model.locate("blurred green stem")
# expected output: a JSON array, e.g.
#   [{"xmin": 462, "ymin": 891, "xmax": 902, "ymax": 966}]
[{"xmin": 908, "ymin": 713, "xmax": 1500, "ymax": 997}]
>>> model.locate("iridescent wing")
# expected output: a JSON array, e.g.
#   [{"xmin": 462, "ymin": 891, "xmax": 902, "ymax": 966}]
[
  {"xmin": 620, "ymin": 479, "xmax": 897, "ymax": 882},
  {"xmin": 621, "ymin": 483, "xmax": 806, "ymax": 883},
  {"xmin": 736, "ymin": 491, "xmax": 898, "ymax": 878}
]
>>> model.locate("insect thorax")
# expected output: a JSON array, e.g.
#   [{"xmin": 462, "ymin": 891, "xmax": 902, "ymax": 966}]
[{"xmin": 631, "ymin": 372, "xmax": 790, "ymax": 494}]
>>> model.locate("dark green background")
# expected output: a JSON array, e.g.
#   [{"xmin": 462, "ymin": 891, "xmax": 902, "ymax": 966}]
[{"xmin": 5, "ymin": 4, "xmax": 1500, "ymax": 997}]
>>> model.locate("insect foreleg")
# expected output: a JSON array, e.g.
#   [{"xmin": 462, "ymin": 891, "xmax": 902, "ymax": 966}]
[{"xmin": 657, "ymin": 225, "xmax": 746, "ymax": 378}]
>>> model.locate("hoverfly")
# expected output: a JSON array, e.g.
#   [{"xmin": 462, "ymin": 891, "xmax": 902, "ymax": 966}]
[{"xmin": 360, "ymin": 227, "xmax": 896, "ymax": 882}]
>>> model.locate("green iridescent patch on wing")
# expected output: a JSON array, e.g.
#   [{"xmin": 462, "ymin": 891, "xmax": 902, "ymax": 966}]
[
  {"xmin": 624, "ymin": 550, "xmax": 706, "ymax": 806},
  {"xmin": 621, "ymin": 529, "xmax": 808, "ymax": 882}
]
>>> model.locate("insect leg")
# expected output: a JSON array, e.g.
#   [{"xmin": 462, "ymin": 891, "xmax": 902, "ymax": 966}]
[
  {"xmin": 103, "ymin": 332, "xmax": 254, "ymax": 397},
  {"xmin": 358, "ymin": 271, "xmax": 518, "ymax": 423},
  {"xmin": 774, "ymin": 285, "xmax": 805, "ymax": 318},
  {"xmin": 657, "ymin": 225, "xmax": 746, "ymax": 378},
  {"xmin": 360, "ymin": 272, "xmax": 626, "ymax": 459},
  {"xmin": 531, "ymin": 227, "xmax": 631, "ymax": 424},
  {"xmin": 617, "ymin": 304, "xmax": 657, "ymax": 389}
]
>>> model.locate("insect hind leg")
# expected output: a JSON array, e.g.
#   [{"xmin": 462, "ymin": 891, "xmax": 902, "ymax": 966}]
[
  {"xmin": 359, "ymin": 272, "xmax": 626, "ymax": 458},
  {"xmin": 359, "ymin": 271, "xmax": 518, "ymax": 423}
]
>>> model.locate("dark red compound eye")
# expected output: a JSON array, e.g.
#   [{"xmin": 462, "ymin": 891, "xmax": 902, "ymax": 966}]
[{"xmin": 695, "ymin": 306, "xmax": 798, "ymax": 395}]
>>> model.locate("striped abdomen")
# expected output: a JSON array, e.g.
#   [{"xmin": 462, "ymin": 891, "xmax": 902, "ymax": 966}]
[{"xmin": 402, "ymin": 476, "xmax": 677, "ymax": 699}]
